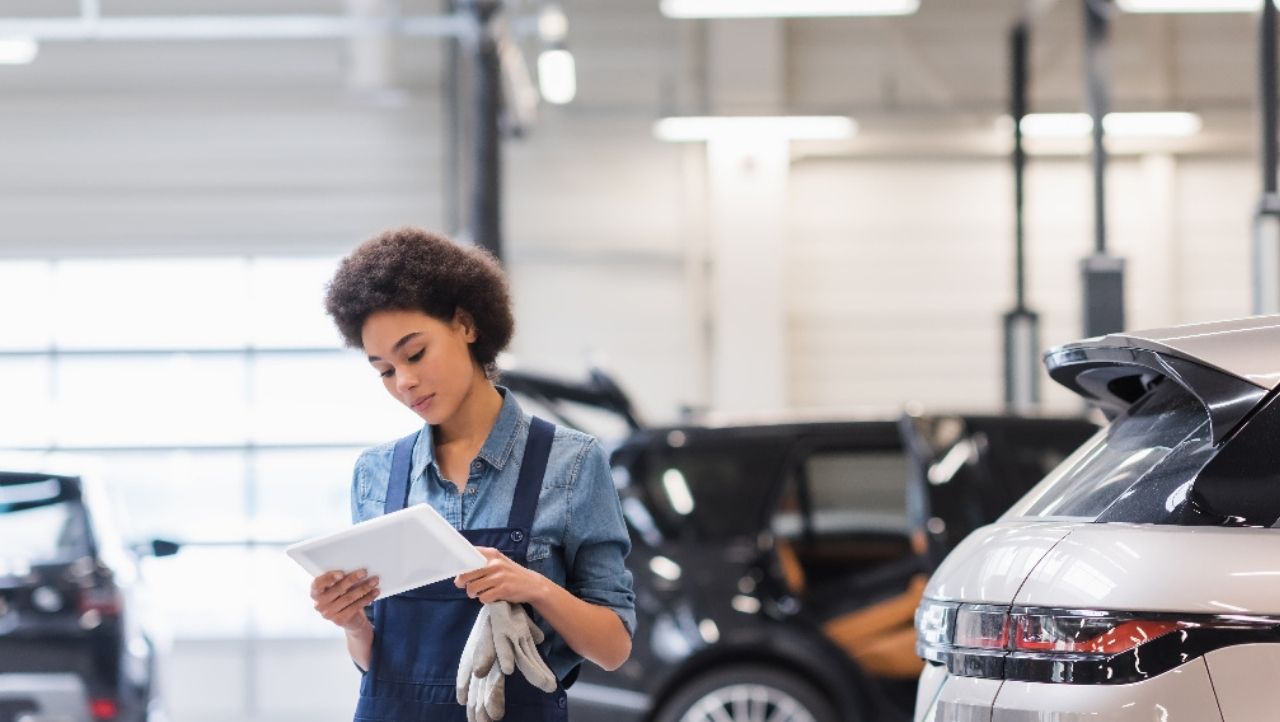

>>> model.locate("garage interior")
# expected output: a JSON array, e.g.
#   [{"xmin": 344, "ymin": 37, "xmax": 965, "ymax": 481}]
[{"xmin": 1, "ymin": 1, "xmax": 1278, "ymax": 721}]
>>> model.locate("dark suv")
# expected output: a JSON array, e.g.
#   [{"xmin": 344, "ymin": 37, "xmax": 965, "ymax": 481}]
[
  {"xmin": 501, "ymin": 370, "xmax": 1097, "ymax": 722},
  {"xmin": 0, "ymin": 469, "xmax": 178, "ymax": 722}
]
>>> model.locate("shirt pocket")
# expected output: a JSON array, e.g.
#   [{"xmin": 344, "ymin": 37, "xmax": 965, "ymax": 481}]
[
  {"xmin": 526, "ymin": 538, "xmax": 552, "ymax": 563},
  {"xmin": 524, "ymin": 536, "xmax": 565, "ymax": 587}
]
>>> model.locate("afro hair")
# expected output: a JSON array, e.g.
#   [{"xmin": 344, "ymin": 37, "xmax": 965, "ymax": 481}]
[{"xmin": 323, "ymin": 227, "xmax": 515, "ymax": 377}]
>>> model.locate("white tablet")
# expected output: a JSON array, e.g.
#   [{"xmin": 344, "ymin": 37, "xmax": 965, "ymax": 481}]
[{"xmin": 286, "ymin": 504, "xmax": 487, "ymax": 600}]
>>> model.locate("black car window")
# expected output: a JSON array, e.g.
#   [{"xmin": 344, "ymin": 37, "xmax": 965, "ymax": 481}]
[
  {"xmin": 0, "ymin": 480, "xmax": 91, "ymax": 563},
  {"xmin": 1004, "ymin": 381, "xmax": 1211, "ymax": 522},
  {"xmin": 774, "ymin": 449, "xmax": 910, "ymax": 538},
  {"xmin": 642, "ymin": 441, "xmax": 784, "ymax": 540}
]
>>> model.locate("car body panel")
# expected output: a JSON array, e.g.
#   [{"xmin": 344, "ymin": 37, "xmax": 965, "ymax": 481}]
[
  {"xmin": 912, "ymin": 664, "xmax": 948, "ymax": 722},
  {"xmin": 0, "ymin": 673, "xmax": 91, "ymax": 722},
  {"xmin": 990, "ymin": 658, "xmax": 1222, "ymax": 722},
  {"xmin": 914, "ymin": 673, "xmax": 1001, "ymax": 722},
  {"xmin": 1013, "ymin": 524, "xmax": 1280, "ymax": 614},
  {"xmin": 1082, "ymin": 315, "xmax": 1280, "ymax": 390},
  {"xmin": 1204, "ymin": 643, "xmax": 1280, "ymax": 722},
  {"xmin": 922, "ymin": 522, "xmax": 1082, "ymax": 604}
]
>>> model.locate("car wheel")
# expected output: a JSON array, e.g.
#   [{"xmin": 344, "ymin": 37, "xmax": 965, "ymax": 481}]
[{"xmin": 654, "ymin": 665, "xmax": 841, "ymax": 722}]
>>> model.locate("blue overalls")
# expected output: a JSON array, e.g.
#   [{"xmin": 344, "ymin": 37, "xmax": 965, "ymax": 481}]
[{"xmin": 353, "ymin": 417, "xmax": 570, "ymax": 722}]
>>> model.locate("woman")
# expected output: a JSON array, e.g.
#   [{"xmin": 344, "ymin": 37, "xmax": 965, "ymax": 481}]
[{"xmin": 308, "ymin": 227, "xmax": 636, "ymax": 721}]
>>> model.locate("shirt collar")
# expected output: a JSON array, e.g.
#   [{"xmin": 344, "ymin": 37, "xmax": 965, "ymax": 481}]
[{"xmin": 410, "ymin": 385, "xmax": 525, "ymax": 483}]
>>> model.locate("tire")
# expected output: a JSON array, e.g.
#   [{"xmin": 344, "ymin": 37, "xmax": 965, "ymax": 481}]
[{"xmin": 653, "ymin": 664, "xmax": 842, "ymax": 722}]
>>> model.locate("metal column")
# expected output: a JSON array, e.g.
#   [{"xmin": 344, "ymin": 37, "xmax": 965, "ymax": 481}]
[
  {"xmin": 462, "ymin": 0, "xmax": 504, "ymax": 261},
  {"xmin": 1080, "ymin": 0, "xmax": 1125, "ymax": 338},
  {"xmin": 1004, "ymin": 21, "xmax": 1041, "ymax": 412},
  {"xmin": 1255, "ymin": 0, "xmax": 1280, "ymax": 314}
]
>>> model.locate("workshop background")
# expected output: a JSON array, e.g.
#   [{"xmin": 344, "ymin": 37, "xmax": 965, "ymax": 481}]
[{"xmin": 0, "ymin": 1, "xmax": 1272, "ymax": 721}]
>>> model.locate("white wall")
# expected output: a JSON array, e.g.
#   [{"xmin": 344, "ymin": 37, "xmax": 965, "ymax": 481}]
[{"xmin": 786, "ymin": 152, "xmax": 1259, "ymax": 414}]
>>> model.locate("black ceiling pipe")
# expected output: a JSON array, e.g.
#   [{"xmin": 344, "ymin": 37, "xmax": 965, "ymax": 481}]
[
  {"xmin": 443, "ymin": 0, "xmax": 464, "ymax": 238},
  {"xmin": 463, "ymin": 0, "xmax": 504, "ymax": 262},
  {"xmin": 1012, "ymin": 23, "xmax": 1029, "ymax": 312},
  {"xmin": 1253, "ymin": 0, "xmax": 1280, "ymax": 314},
  {"xmin": 1083, "ymin": 0, "xmax": 1110, "ymax": 257},
  {"xmin": 1262, "ymin": 0, "xmax": 1277, "ymax": 197}
]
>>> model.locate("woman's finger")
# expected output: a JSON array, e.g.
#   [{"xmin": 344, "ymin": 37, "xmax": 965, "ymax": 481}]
[
  {"xmin": 467, "ymin": 577, "xmax": 500, "ymax": 600},
  {"xmin": 315, "ymin": 570, "xmax": 367, "ymax": 605},
  {"xmin": 311, "ymin": 570, "xmax": 344, "ymax": 598},
  {"xmin": 328, "ymin": 577, "xmax": 379, "ymax": 611}
]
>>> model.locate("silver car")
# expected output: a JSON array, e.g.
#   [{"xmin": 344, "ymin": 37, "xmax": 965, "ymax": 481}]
[{"xmin": 914, "ymin": 315, "xmax": 1280, "ymax": 722}]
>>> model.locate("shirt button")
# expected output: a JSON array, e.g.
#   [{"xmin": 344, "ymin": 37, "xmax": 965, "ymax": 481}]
[
  {"xmin": 471, "ymin": 461, "xmax": 483, "ymax": 473},
  {"xmin": 557, "ymin": 696, "xmax": 566, "ymax": 709},
  {"xmin": 510, "ymin": 530, "xmax": 524, "ymax": 543}
]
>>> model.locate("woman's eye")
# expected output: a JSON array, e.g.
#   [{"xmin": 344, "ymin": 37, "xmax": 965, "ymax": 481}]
[
  {"xmin": 378, "ymin": 368, "xmax": 393, "ymax": 378},
  {"xmin": 408, "ymin": 349, "xmax": 424, "ymax": 362}
]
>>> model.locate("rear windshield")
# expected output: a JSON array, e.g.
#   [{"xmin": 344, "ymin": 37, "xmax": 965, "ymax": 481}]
[
  {"xmin": 640, "ymin": 441, "xmax": 785, "ymax": 540},
  {"xmin": 0, "ymin": 479, "xmax": 92, "ymax": 564},
  {"xmin": 1003, "ymin": 381, "xmax": 1211, "ymax": 522}
]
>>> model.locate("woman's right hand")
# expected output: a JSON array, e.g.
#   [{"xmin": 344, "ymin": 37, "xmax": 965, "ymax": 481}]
[{"xmin": 311, "ymin": 568, "xmax": 380, "ymax": 633}]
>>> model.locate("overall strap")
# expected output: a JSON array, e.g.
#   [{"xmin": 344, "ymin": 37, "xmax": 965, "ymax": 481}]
[
  {"xmin": 506, "ymin": 417, "xmax": 554, "ymax": 531},
  {"xmin": 383, "ymin": 430, "xmax": 420, "ymax": 515}
]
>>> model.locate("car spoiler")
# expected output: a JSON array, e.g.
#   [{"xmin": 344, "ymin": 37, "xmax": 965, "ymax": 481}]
[
  {"xmin": 1043, "ymin": 316, "xmax": 1280, "ymax": 442},
  {"xmin": 498, "ymin": 367, "xmax": 643, "ymax": 431}
]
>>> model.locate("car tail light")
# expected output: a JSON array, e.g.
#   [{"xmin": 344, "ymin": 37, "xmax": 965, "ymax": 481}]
[
  {"xmin": 89, "ymin": 698, "xmax": 118, "ymax": 719},
  {"xmin": 1014, "ymin": 613, "xmax": 1183, "ymax": 655},
  {"xmin": 915, "ymin": 598, "xmax": 1280, "ymax": 685},
  {"xmin": 78, "ymin": 586, "xmax": 122, "ymax": 616},
  {"xmin": 953, "ymin": 605, "xmax": 1009, "ymax": 649}
]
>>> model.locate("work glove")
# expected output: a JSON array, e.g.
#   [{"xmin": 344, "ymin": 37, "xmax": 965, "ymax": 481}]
[
  {"xmin": 458, "ymin": 605, "xmax": 495, "ymax": 706},
  {"xmin": 465, "ymin": 664, "xmax": 505, "ymax": 722},
  {"xmin": 476, "ymin": 601, "xmax": 558, "ymax": 694}
]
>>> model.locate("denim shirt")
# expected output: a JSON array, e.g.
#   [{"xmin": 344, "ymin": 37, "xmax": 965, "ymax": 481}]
[{"xmin": 349, "ymin": 386, "xmax": 636, "ymax": 680}]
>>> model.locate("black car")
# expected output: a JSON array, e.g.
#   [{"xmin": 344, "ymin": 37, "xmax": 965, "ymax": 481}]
[
  {"xmin": 501, "ymin": 369, "xmax": 1097, "ymax": 722},
  {"xmin": 0, "ymin": 469, "xmax": 179, "ymax": 722}
]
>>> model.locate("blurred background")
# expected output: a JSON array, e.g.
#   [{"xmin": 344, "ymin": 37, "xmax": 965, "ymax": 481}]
[{"xmin": 0, "ymin": 0, "xmax": 1275, "ymax": 720}]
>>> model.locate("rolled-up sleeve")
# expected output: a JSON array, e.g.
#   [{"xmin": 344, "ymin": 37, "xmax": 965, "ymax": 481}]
[{"xmin": 564, "ymin": 438, "xmax": 637, "ymax": 638}]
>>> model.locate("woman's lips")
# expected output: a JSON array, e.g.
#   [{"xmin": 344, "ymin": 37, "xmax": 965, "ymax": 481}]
[{"xmin": 411, "ymin": 394, "xmax": 435, "ymax": 411}]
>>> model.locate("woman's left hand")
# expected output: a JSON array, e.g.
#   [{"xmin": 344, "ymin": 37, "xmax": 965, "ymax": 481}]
[{"xmin": 455, "ymin": 547, "xmax": 551, "ymax": 605}]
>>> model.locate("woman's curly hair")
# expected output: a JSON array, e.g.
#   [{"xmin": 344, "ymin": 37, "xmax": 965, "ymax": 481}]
[{"xmin": 323, "ymin": 227, "xmax": 515, "ymax": 377}]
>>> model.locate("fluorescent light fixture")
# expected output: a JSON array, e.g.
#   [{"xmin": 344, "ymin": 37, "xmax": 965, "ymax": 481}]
[
  {"xmin": 1104, "ymin": 111, "xmax": 1202, "ymax": 136},
  {"xmin": 654, "ymin": 116, "xmax": 857, "ymax": 142},
  {"xmin": 660, "ymin": 0, "xmax": 920, "ymax": 18},
  {"xmin": 0, "ymin": 35, "xmax": 38, "ymax": 65},
  {"xmin": 1117, "ymin": 0, "xmax": 1267, "ymax": 12},
  {"xmin": 537, "ymin": 48, "xmax": 576, "ymax": 105},
  {"xmin": 1007, "ymin": 111, "xmax": 1202, "ymax": 138}
]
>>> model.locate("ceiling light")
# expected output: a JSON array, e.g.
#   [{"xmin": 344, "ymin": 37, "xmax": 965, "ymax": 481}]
[
  {"xmin": 1004, "ymin": 112, "xmax": 1202, "ymax": 139},
  {"xmin": 0, "ymin": 36, "xmax": 38, "ymax": 65},
  {"xmin": 538, "ymin": 3, "xmax": 568, "ymax": 43},
  {"xmin": 537, "ymin": 48, "xmax": 576, "ymax": 105},
  {"xmin": 660, "ymin": 0, "xmax": 920, "ymax": 19},
  {"xmin": 1117, "ymin": 0, "xmax": 1267, "ymax": 12},
  {"xmin": 654, "ymin": 116, "xmax": 857, "ymax": 142},
  {"xmin": 1103, "ymin": 111, "xmax": 1202, "ymax": 136}
]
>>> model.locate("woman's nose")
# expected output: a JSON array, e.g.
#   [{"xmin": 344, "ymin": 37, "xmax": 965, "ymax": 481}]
[{"xmin": 395, "ymin": 369, "xmax": 418, "ymax": 392}]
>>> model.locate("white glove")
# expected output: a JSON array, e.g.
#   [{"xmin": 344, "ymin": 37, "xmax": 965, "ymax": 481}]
[
  {"xmin": 466, "ymin": 664, "xmax": 505, "ymax": 722},
  {"xmin": 478, "ymin": 601, "xmax": 558, "ymax": 694},
  {"xmin": 457, "ymin": 605, "xmax": 495, "ymax": 705}
]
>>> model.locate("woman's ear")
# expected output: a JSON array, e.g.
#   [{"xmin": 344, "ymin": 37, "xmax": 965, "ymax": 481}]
[{"xmin": 453, "ymin": 309, "xmax": 478, "ymax": 344}]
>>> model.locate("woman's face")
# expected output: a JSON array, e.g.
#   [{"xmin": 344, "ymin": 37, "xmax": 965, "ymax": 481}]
[{"xmin": 361, "ymin": 308, "xmax": 482, "ymax": 425}]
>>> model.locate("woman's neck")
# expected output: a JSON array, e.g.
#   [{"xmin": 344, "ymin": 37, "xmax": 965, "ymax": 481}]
[{"xmin": 434, "ymin": 374, "xmax": 503, "ymax": 452}]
